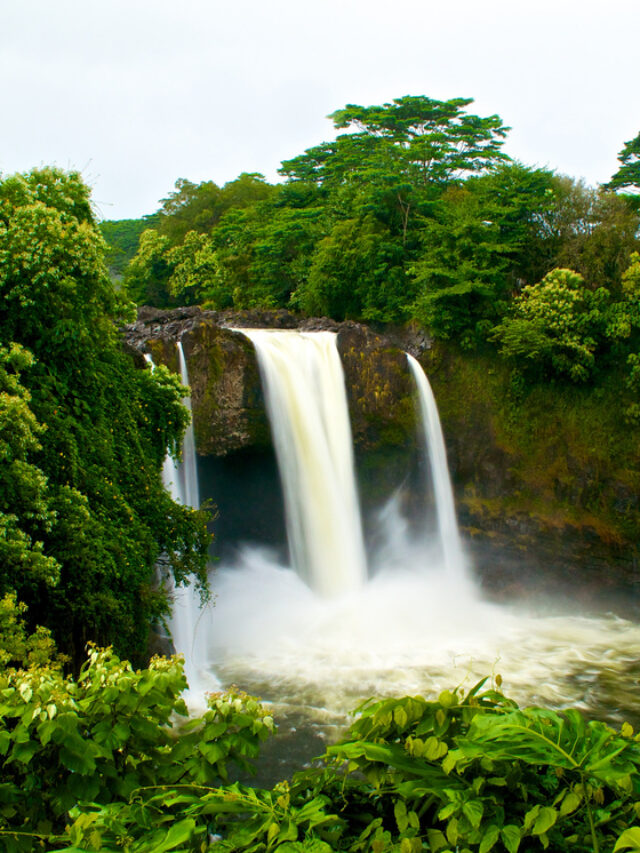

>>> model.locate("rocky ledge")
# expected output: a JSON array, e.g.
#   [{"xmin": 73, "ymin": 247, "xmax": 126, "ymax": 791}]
[{"xmin": 124, "ymin": 307, "xmax": 427, "ymax": 456}]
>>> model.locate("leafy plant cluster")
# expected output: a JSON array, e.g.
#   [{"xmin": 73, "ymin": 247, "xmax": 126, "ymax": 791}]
[
  {"xmin": 0, "ymin": 643, "xmax": 274, "ymax": 851},
  {"xmin": 3, "ymin": 656, "xmax": 640, "ymax": 853},
  {"xmin": 0, "ymin": 167, "xmax": 211, "ymax": 667}
]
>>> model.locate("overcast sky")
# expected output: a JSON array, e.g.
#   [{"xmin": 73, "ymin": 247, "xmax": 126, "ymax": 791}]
[{"xmin": 2, "ymin": 0, "xmax": 638, "ymax": 221}]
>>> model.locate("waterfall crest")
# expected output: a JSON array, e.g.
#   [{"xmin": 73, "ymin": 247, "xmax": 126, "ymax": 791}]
[
  {"xmin": 407, "ymin": 354, "xmax": 467, "ymax": 582},
  {"xmin": 239, "ymin": 329, "xmax": 367, "ymax": 596}
]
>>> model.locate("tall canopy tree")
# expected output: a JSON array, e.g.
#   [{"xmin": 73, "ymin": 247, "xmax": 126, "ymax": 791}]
[
  {"xmin": 280, "ymin": 95, "xmax": 510, "ymax": 190},
  {"xmin": 156, "ymin": 173, "xmax": 276, "ymax": 246},
  {"xmin": 0, "ymin": 168, "xmax": 210, "ymax": 666}
]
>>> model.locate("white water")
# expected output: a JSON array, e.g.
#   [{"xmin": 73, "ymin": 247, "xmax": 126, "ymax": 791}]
[
  {"xmin": 151, "ymin": 336, "xmax": 640, "ymax": 741},
  {"xmin": 238, "ymin": 329, "xmax": 367, "ymax": 596},
  {"xmin": 206, "ymin": 551, "xmax": 640, "ymax": 715},
  {"xmin": 407, "ymin": 354, "xmax": 467, "ymax": 582},
  {"xmin": 146, "ymin": 346, "xmax": 219, "ymax": 696}
]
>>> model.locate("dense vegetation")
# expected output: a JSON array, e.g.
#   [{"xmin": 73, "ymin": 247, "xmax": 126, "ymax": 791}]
[
  {"xmin": 0, "ymin": 168, "xmax": 210, "ymax": 667},
  {"xmin": 110, "ymin": 92, "xmax": 640, "ymax": 556}
]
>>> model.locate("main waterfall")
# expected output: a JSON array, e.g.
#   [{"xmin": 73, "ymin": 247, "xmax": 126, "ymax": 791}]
[{"xmin": 239, "ymin": 329, "xmax": 367, "ymax": 596}]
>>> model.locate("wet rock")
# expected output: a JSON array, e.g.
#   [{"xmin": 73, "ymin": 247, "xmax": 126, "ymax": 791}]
[{"xmin": 123, "ymin": 308, "xmax": 420, "ymax": 458}]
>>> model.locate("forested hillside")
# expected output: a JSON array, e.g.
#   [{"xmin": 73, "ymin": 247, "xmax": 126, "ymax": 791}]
[
  {"xmin": 0, "ymin": 168, "xmax": 210, "ymax": 668},
  {"xmin": 105, "ymin": 95, "xmax": 640, "ymax": 567}
]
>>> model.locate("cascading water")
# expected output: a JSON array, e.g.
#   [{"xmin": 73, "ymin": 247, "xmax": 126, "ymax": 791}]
[
  {"xmin": 145, "ymin": 345, "xmax": 217, "ymax": 695},
  {"xmin": 237, "ymin": 329, "xmax": 367, "ymax": 596},
  {"xmin": 151, "ymin": 331, "xmax": 640, "ymax": 778},
  {"xmin": 407, "ymin": 354, "xmax": 467, "ymax": 582}
]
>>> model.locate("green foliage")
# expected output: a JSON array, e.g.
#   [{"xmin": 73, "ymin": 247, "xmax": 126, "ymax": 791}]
[
  {"xmin": 118, "ymin": 94, "xmax": 640, "ymax": 361},
  {"xmin": 0, "ymin": 168, "xmax": 211, "ymax": 665},
  {"xmin": 0, "ymin": 169, "xmax": 128, "ymax": 350},
  {"xmin": 294, "ymin": 215, "xmax": 411, "ymax": 322},
  {"xmin": 0, "ymin": 647, "xmax": 275, "ymax": 851},
  {"xmin": 0, "ymin": 592, "xmax": 59, "ymax": 669},
  {"xmin": 156, "ymin": 173, "xmax": 276, "ymax": 246},
  {"xmin": 284, "ymin": 95, "xmax": 510, "ymax": 188},
  {"xmin": 606, "ymin": 131, "xmax": 640, "ymax": 195},
  {"xmin": 492, "ymin": 269, "xmax": 609, "ymax": 382},
  {"xmin": 99, "ymin": 217, "xmax": 156, "ymax": 279},
  {"xmin": 542, "ymin": 178, "xmax": 640, "ymax": 292},
  {"xmin": 166, "ymin": 230, "xmax": 220, "ymax": 304},
  {"xmin": 410, "ymin": 185, "xmax": 512, "ymax": 341},
  {"xmin": 31, "ymin": 677, "xmax": 640, "ymax": 852},
  {"xmin": 204, "ymin": 191, "xmax": 327, "ymax": 311},
  {"xmin": 0, "ymin": 343, "xmax": 60, "ymax": 591},
  {"xmin": 124, "ymin": 228, "xmax": 174, "ymax": 306}
]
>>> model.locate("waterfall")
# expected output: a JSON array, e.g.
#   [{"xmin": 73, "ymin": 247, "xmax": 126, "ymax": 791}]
[
  {"xmin": 168, "ymin": 342, "xmax": 206, "ymax": 690},
  {"xmin": 238, "ymin": 329, "xmax": 367, "ymax": 596},
  {"xmin": 145, "ymin": 346, "xmax": 214, "ymax": 695},
  {"xmin": 153, "ymin": 333, "xmax": 640, "ymax": 751},
  {"xmin": 407, "ymin": 354, "xmax": 467, "ymax": 582}
]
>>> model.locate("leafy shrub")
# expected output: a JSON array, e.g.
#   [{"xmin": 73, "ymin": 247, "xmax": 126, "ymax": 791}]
[
  {"xmin": 491, "ymin": 269, "xmax": 607, "ymax": 382},
  {"xmin": 52, "ymin": 678, "xmax": 640, "ymax": 852},
  {"xmin": 0, "ymin": 647, "xmax": 274, "ymax": 851}
]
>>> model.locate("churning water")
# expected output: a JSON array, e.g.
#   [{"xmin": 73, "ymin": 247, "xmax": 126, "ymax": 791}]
[{"xmin": 157, "ymin": 334, "xmax": 640, "ymax": 763}]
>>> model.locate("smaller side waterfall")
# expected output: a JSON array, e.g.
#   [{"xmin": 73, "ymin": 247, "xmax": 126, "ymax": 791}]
[
  {"xmin": 167, "ymin": 342, "xmax": 205, "ymax": 690},
  {"xmin": 407, "ymin": 354, "xmax": 467, "ymax": 582},
  {"xmin": 145, "ymin": 346, "xmax": 214, "ymax": 695},
  {"xmin": 239, "ymin": 329, "xmax": 367, "ymax": 596}
]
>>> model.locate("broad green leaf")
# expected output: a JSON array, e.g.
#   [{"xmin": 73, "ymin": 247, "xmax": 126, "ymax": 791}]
[
  {"xmin": 426, "ymin": 828, "xmax": 448, "ymax": 852},
  {"xmin": 479, "ymin": 824, "xmax": 500, "ymax": 853},
  {"xmin": 462, "ymin": 799, "xmax": 484, "ymax": 829},
  {"xmin": 559, "ymin": 791, "xmax": 582, "ymax": 816},
  {"xmin": 424, "ymin": 736, "xmax": 448, "ymax": 760},
  {"xmin": 394, "ymin": 706, "xmax": 408, "ymax": 728},
  {"xmin": 532, "ymin": 806, "xmax": 557, "ymax": 836},
  {"xmin": 615, "ymin": 828, "xmax": 640, "ymax": 852},
  {"xmin": 394, "ymin": 799, "xmax": 408, "ymax": 833},
  {"xmin": 501, "ymin": 824, "xmax": 521, "ymax": 853}
]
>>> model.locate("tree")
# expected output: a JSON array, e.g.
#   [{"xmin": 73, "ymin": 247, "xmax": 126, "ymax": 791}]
[
  {"xmin": 460, "ymin": 162, "xmax": 559, "ymax": 288},
  {"xmin": 540, "ymin": 178, "xmax": 640, "ymax": 292},
  {"xmin": 294, "ymin": 215, "xmax": 410, "ymax": 322},
  {"xmin": 123, "ymin": 229, "xmax": 174, "ymax": 307},
  {"xmin": 0, "ymin": 344, "xmax": 59, "ymax": 594},
  {"xmin": 491, "ymin": 268, "xmax": 609, "ymax": 382},
  {"xmin": 209, "ymin": 189, "xmax": 327, "ymax": 310},
  {"xmin": 606, "ymin": 130, "xmax": 640, "ymax": 195},
  {"xmin": 0, "ymin": 168, "xmax": 211, "ymax": 665},
  {"xmin": 329, "ymin": 95, "xmax": 510, "ymax": 186},
  {"xmin": 279, "ymin": 95, "xmax": 510, "ymax": 261},
  {"xmin": 409, "ymin": 184, "xmax": 513, "ymax": 342},
  {"xmin": 281, "ymin": 95, "xmax": 509, "ymax": 191},
  {"xmin": 156, "ymin": 173, "xmax": 276, "ymax": 246},
  {"xmin": 99, "ymin": 215, "xmax": 157, "ymax": 279}
]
